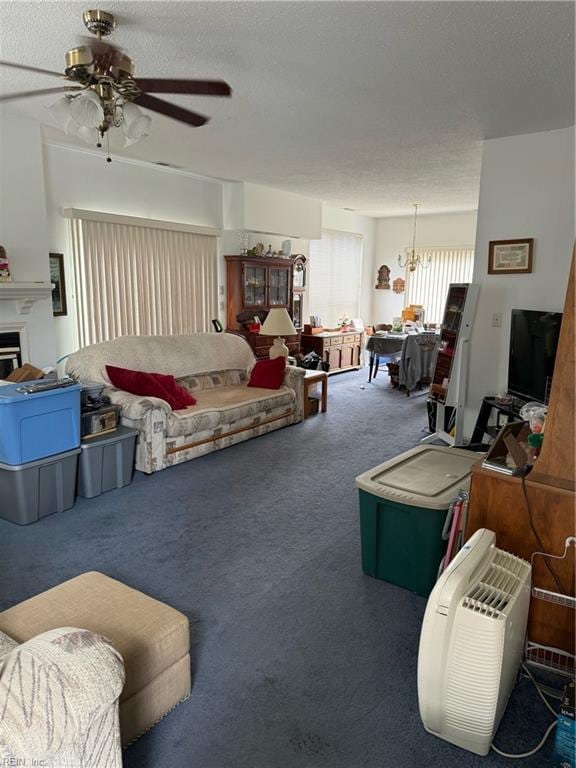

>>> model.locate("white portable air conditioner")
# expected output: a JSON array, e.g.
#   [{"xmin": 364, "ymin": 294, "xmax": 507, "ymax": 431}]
[{"xmin": 417, "ymin": 528, "xmax": 531, "ymax": 756}]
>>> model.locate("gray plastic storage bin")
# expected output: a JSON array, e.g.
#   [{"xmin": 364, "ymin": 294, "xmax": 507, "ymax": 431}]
[
  {"xmin": 0, "ymin": 448, "xmax": 80, "ymax": 525},
  {"xmin": 77, "ymin": 426, "xmax": 138, "ymax": 498}
]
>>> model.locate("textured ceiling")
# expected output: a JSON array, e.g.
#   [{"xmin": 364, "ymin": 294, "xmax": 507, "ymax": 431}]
[{"xmin": 1, "ymin": 1, "xmax": 574, "ymax": 216}]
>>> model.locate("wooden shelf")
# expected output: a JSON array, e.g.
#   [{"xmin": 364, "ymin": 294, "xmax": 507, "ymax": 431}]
[{"xmin": 0, "ymin": 282, "xmax": 53, "ymax": 315}]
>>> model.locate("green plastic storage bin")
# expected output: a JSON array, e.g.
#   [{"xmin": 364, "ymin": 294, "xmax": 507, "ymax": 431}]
[{"xmin": 355, "ymin": 446, "xmax": 477, "ymax": 596}]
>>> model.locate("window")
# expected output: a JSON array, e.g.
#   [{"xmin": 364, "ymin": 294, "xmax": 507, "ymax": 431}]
[
  {"xmin": 405, "ymin": 247, "xmax": 474, "ymax": 325},
  {"xmin": 69, "ymin": 217, "xmax": 217, "ymax": 347},
  {"xmin": 308, "ymin": 230, "xmax": 363, "ymax": 327}
]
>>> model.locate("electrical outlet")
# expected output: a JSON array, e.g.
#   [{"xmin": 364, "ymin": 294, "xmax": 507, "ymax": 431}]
[
  {"xmin": 492, "ymin": 313, "xmax": 502, "ymax": 328},
  {"xmin": 220, "ymin": 300, "xmax": 224, "ymax": 310},
  {"xmin": 219, "ymin": 285, "xmax": 224, "ymax": 296}
]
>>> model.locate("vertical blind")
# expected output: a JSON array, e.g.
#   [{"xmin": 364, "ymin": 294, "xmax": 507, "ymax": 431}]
[
  {"xmin": 308, "ymin": 230, "xmax": 363, "ymax": 327},
  {"xmin": 405, "ymin": 246, "xmax": 474, "ymax": 325},
  {"xmin": 70, "ymin": 218, "xmax": 217, "ymax": 347}
]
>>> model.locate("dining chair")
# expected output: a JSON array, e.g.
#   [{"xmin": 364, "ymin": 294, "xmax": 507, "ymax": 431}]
[{"xmin": 398, "ymin": 332, "xmax": 439, "ymax": 396}]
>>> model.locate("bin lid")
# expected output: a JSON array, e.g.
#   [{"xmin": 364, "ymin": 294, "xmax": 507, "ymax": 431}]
[
  {"xmin": 355, "ymin": 445, "xmax": 478, "ymax": 509},
  {"xmin": 0, "ymin": 380, "xmax": 81, "ymax": 404},
  {"xmin": 0, "ymin": 447, "xmax": 81, "ymax": 471},
  {"xmin": 80, "ymin": 425, "xmax": 138, "ymax": 447}
]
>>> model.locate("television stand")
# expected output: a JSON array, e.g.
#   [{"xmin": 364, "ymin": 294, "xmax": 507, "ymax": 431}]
[{"xmin": 470, "ymin": 395, "xmax": 529, "ymax": 445}]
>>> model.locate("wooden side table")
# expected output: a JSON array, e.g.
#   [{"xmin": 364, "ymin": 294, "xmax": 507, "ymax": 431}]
[{"xmin": 303, "ymin": 370, "xmax": 328, "ymax": 419}]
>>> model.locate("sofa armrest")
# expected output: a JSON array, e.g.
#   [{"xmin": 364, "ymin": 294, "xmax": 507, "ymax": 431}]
[
  {"xmin": 104, "ymin": 386, "xmax": 172, "ymax": 419},
  {"xmin": 284, "ymin": 365, "xmax": 306, "ymax": 423},
  {"xmin": 284, "ymin": 364, "xmax": 305, "ymax": 385},
  {"xmin": 0, "ymin": 627, "xmax": 125, "ymax": 762}
]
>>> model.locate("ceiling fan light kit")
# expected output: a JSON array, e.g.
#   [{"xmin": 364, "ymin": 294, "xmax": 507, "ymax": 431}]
[{"xmin": 1, "ymin": 9, "xmax": 232, "ymax": 161}]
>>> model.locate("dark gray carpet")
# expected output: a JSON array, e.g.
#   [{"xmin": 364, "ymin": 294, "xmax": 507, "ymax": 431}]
[{"xmin": 0, "ymin": 371, "xmax": 555, "ymax": 767}]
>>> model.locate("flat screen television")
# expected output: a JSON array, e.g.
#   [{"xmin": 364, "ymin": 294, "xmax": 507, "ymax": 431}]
[{"xmin": 508, "ymin": 309, "xmax": 563, "ymax": 404}]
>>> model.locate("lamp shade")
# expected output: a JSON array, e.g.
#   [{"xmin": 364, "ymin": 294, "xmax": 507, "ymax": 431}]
[
  {"xmin": 69, "ymin": 89, "xmax": 104, "ymax": 128},
  {"xmin": 122, "ymin": 102, "xmax": 151, "ymax": 146},
  {"xmin": 47, "ymin": 97, "xmax": 73, "ymax": 129},
  {"xmin": 260, "ymin": 308, "xmax": 296, "ymax": 337}
]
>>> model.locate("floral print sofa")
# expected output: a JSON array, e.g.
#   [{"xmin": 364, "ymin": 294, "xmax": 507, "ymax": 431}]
[
  {"xmin": 0, "ymin": 626, "xmax": 124, "ymax": 767},
  {"xmin": 66, "ymin": 333, "xmax": 305, "ymax": 473}
]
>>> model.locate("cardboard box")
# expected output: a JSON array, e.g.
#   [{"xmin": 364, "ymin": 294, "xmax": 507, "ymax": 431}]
[{"xmin": 4, "ymin": 363, "xmax": 44, "ymax": 383}]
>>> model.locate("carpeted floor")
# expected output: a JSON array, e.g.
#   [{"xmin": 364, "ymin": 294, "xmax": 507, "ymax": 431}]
[{"xmin": 0, "ymin": 371, "xmax": 555, "ymax": 767}]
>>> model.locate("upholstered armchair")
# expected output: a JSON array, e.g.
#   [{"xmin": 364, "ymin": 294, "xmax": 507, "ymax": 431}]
[{"xmin": 0, "ymin": 627, "xmax": 125, "ymax": 768}]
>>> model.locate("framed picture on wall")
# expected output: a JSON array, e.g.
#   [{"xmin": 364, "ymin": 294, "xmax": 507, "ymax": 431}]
[
  {"xmin": 488, "ymin": 238, "xmax": 534, "ymax": 275},
  {"xmin": 49, "ymin": 253, "xmax": 68, "ymax": 316}
]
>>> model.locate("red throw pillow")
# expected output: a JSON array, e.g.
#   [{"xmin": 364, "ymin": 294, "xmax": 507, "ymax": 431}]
[
  {"xmin": 149, "ymin": 372, "xmax": 197, "ymax": 407},
  {"xmin": 105, "ymin": 366, "xmax": 196, "ymax": 410},
  {"xmin": 247, "ymin": 357, "xmax": 286, "ymax": 389}
]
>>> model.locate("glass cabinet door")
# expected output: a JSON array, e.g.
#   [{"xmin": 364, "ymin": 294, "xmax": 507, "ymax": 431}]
[
  {"xmin": 293, "ymin": 293, "xmax": 303, "ymax": 329},
  {"xmin": 268, "ymin": 267, "xmax": 290, "ymax": 306},
  {"xmin": 243, "ymin": 265, "xmax": 267, "ymax": 306}
]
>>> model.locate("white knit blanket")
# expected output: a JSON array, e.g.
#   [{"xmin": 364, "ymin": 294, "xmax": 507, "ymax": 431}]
[{"xmin": 66, "ymin": 333, "xmax": 256, "ymax": 384}]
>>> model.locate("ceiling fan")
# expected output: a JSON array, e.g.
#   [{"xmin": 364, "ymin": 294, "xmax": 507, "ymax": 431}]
[{"xmin": 0, "ymin": 9, "xmax": 232, "ymax": 156}]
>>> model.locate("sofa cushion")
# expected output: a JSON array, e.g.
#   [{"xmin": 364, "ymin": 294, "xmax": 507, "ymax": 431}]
[
  {"xmin": 177, "ymin": 369, "xmax": 248, "ymax": 392},
  {"xmin": 0, "ymin": 629, "xmax": 18, "ymax": 661},
  {"xmin": 247, "ymin": 356, "xmax": 286, "ymax": 389},
  {"xmin": 165, "ymin": 384, "xmax": 294, "ymax": 437},
  {"xmin": 0, "ymin": 571, "xmax": 189, "ymax": 704}
]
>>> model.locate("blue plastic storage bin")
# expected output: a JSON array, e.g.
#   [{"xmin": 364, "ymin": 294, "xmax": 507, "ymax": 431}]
[{"xmin": 0, "ymin": 382, "xmax": 81, "ymax": 465}]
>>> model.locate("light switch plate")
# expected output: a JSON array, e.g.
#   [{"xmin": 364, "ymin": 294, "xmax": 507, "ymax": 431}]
[{"xmin": 492, "ymin": 313, "xmax": 502, "ymax": 328}]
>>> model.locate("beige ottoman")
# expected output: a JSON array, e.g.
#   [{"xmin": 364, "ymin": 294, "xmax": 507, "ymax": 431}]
[{"xmin": 0, "ymin": 571, "xmax": 191, "ymax": 746}]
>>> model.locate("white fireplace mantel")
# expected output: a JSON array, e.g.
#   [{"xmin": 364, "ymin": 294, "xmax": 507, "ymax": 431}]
[{"xmin": 0, "ymin": 282, "xmax": 53, "ymax": 315}]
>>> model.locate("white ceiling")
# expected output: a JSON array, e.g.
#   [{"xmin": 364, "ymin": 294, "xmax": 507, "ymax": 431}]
[{"xmin": 1, "ymin": 1, "xmax": 574, "ymax": 217}]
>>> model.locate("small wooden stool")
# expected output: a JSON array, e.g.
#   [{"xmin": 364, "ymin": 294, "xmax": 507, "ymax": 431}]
[{"xmin": 303, "ymin": 369, "xmax": 328, "ymax": 419}]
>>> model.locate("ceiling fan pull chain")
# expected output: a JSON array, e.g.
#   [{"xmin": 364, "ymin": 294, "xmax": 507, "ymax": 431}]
[{"xmin": 106, "ymin": 131, "xmax": 112, "ymax": 163}]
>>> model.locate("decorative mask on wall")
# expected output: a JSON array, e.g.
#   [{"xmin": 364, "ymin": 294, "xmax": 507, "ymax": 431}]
[
  {"xmin": 393, "ymin": 277, "xmax": 405, "ymax": 294},
  {"xmin": 375, "ymin": 264, "xmax": 391, "ymax": 290}
]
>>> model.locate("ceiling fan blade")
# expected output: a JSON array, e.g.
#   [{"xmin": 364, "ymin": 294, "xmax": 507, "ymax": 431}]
[
  {"xmin": 0, "ymin": 60, "xmax": 65, "ymax": 78},
  {"xmin": 135, "ymin": 79, "xmax": 232, "ymax": 97},
  {"xmin": 0, "ymin": 86, "xmax": 82, "ymax": 103},
  {"xmin": 133, "ymin": 93, "xmax": 209, "ymax": 127}
]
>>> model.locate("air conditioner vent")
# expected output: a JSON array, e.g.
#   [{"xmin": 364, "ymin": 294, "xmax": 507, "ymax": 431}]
[{"xmin": 463, "ymin": 551, "xmax": 529, "ymax": 619}]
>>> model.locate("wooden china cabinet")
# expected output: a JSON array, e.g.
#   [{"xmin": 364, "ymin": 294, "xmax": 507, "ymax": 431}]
[{"xmin": 225, "ymin": 254, "xmax": 300, "ymax": 358}]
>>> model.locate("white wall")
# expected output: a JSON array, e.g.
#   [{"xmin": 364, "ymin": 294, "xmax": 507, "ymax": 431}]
[
  {"xmin": 0, "ymin": 114, "xmax": 56, "ymax": 367},
  {"xmin": 243, "ymin": 182, "xmax": 322, "ymax": 240},
  {"xmin": 373, "ymin": 211, "xmax": 478, "ymax": 324},
  {"xmin": 43, "ymin": 143, "xmax": 224, "ymax": 360},
  {"xmin": 466, "ymin": 126, "xmax": 575, "ymax": 434}
]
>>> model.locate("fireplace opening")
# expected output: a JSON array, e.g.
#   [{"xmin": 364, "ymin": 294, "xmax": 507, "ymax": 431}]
[{"xmin": 0, "ymin": 331, "xmax": 22, "ymax": 380}]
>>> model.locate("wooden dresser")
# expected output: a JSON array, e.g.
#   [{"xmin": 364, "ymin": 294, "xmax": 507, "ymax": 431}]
[
  {"xmin": 300, "ymin": 331, "xmax": 363, "ymax": 374},
  {"xmin": 466, "ymin": 252, "xmax": 575, "ymax": 654}
]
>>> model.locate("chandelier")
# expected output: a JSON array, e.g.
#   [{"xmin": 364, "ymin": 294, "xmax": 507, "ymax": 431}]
[{"xmin": 398, "ymin": 204, "xmax": 431, "ymax": 272}]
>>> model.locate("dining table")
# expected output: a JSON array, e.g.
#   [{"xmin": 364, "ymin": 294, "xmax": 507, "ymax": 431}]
[{"xmin": 365, "ymin": 333, "xmax": 407, "ymax": 383}]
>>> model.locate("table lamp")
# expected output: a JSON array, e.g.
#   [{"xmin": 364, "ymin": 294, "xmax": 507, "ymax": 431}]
[{"xmin": 260, "ymin": 308, "xmax": 297, "ymax": 359}]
